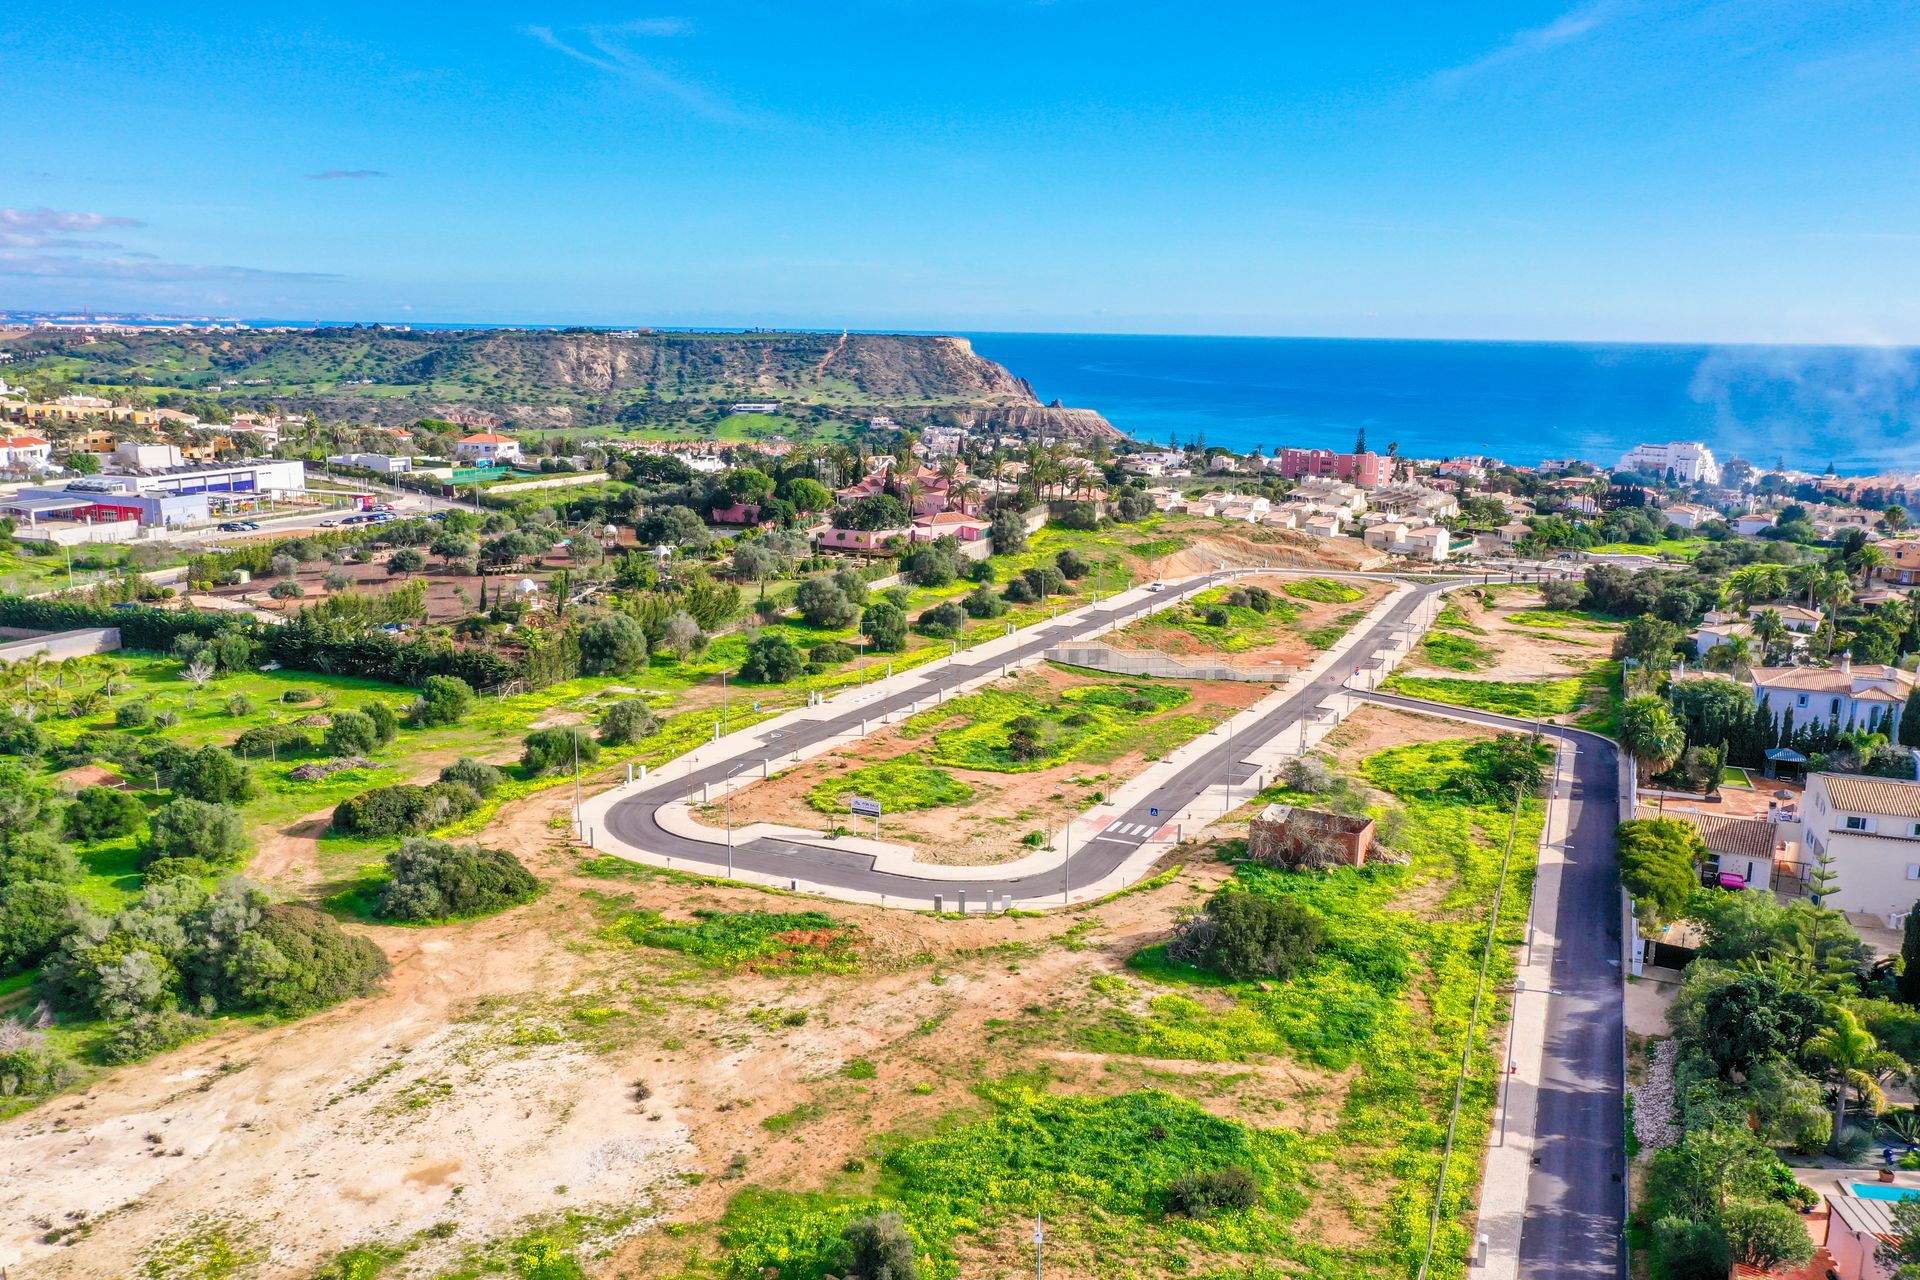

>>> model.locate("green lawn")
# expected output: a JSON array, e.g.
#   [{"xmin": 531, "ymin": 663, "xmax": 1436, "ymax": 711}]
[{"xmin": 1281, "ymin": 577, "xmax": 1365, "ymax": 604}]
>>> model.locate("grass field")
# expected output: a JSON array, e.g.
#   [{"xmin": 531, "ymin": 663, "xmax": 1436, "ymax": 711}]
[
  {"xmin": 1417, "ymin": 631, "xmax": 1495, "ymax": 671},
  {"xmin": 899, "ymin": 680, "xmax": 1195, "ymax": 773},
  {"xmin": 1583, "ymin": 539, "xmax": 1708, "ymax": 560},
  {"xmin": 1281, "ymin": 576, "xmax": 1365, "ymax": 604},
  {"xmin": 1503, "ymin": 609, "xmax": 1624, "ymax": 631},
  {"xmin": 700, "ymin": 735, "xmax": 1545, "ymax": 1279},
  {"xmin": 1380, "ymin": 673, "xmax": 1587, "ymax": 717},
  {"xmin": 806, "ymin": 757, "xmax": 975, "ymax": 814}
]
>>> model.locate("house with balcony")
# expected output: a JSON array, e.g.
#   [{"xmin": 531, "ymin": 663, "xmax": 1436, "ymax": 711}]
[{"xmin": 1802, "ymin": 773, "xmax": 1920, "ymax": 925}]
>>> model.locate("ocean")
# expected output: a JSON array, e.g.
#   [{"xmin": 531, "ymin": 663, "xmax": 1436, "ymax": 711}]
[{"xmin": 959, "ymin": 333, "xmax": 1920, "ymax": 476}]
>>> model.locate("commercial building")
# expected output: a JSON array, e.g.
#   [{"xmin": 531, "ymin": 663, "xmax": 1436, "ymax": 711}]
[
  {"xmin": 10, "ymin": 486, "xmax": 207, "ymax": 529},
  {"xmin": 1618, "ymin": 441, "xmax": 1721, "ymax": 485}
]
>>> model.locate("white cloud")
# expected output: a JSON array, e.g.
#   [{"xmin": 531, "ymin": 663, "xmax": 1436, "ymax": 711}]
[
  {"xmin": 525, "ymin": 19, "xmax": 760, "ymax": 124},
  {"xmin": 1434, "ymin": 2, "xmax": 1618, "ymax": 89}
]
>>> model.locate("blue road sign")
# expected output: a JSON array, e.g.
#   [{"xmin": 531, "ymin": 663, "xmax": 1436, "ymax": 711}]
[{"xmin": 1149, "ymin": 807, "xmax": 1159, "ymax": 817}]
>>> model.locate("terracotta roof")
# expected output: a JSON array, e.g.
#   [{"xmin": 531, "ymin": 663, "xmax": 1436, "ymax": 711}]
[
  {"xmin": 1756, "ymin": 603, "xmax": 1823, "ymax": 622},
  {"xmin": 1752, "ymin": 664, "xmax": 1913, "ymax": 694},
  {"xmin": 1674, "ymin": 812, "xmax": 1780, "ymax": 861},
  {"xmin": 457, "ymin": 432, "xmax": 515, "ymax": 444},
  {"xmin": 0, "ymin": 435, "xmax": 49, "ymax": 447},
  {"xmin": 1819, "ymin": 773, "xmax": 1920, "ymax": 819}
]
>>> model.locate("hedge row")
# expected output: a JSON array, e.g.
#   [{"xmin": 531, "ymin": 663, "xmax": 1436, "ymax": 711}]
[{"xmin": 0, "ymin": 596, "xmax": 229, "ymax": 651}]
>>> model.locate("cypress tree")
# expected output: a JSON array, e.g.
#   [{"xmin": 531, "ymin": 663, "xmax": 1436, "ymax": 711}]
[
  {"xmin": 1901, "ymin": 687, "xmax": 1920, "ymax": 749},
  {"xmin": 1902, "ymin": 906, "xmax": 1920, "ymax": 1005}
]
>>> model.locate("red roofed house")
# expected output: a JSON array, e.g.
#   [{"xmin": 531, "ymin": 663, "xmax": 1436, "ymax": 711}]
[
  {"xmin": 0, "ymin": 435, "xmax": 52, "ymax": 469},
  {"xmin": 453, "ymin": 432, "xmax": 522, "ymax": 464}
]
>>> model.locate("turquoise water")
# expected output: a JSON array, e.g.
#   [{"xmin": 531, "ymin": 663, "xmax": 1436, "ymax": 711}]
[
  {"xmin": 1850, "ymin": 1182, "xmax": 1920, "ymax": 1201},
  {"xmin": 961, "ymin": 332, "xmax": 1920, "ymax": 474}
]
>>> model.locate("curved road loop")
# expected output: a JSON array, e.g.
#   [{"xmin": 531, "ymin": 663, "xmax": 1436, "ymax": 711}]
[{"xmin": 602, "ymin": 574, "xmax": 1448, "ymax": 905}]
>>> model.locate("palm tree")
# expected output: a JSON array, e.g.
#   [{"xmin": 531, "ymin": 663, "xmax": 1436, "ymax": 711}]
[
  {"xmin": 1852, "ymin": 544, "xmax": 1890, "ymax": 587},
  {"xmin": 1807, "ymin": 1008, "xmax": 1898, "ymax": 1146},
  {"xmin": 1883, "ymin": 504, "xmax": 1911, "ymax": 534},
  {"xmin": 1750, "ymin": 608, "xmax": 1789, "ymax": 663},
  {"xmin": 1621, "ymin": 695, "xmax": 1685, "ymax": 783},
  {"xmin": 1726, "ymin": 563, "xmax": 1789, "ymax": 612}
]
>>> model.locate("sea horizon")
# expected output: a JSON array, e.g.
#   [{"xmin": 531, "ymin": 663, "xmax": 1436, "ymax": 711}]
[{"xmin": 8, "ymin": 312, "xmax": 1916, "ymax": 476}]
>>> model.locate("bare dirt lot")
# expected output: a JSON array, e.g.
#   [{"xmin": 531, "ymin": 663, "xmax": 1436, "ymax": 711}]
[
  {"xmin": 701, "ymin": 665, "xmax": 1268, "ymax": 865},
  {"xmin": 1, "ymin": 701, "xmax": 1515, "ymax": 1279},
  {"xmin": 0, "ymin": 775, "xmax": 1223, "ymax": 1279},
  {"xmin": 1405, "ymin": 585, "xmax": 1615, "ymax": 680},
  {"xmin": 1106, "ymin": 573, "xmax": 1393, "ymax": 671}
]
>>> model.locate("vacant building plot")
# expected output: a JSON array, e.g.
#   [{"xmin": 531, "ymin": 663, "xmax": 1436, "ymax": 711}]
[
  {"xmin": 705, "ymin": 664, "xmax": 1266, "ymax": 864},
  {"xmin": 0, "ymin": 695, "xmax": 1544, "ymax": 1280},
  {"xmin": 1104, "ymin": 574, "xmax": 1392, "ymax": 671},
  {"xmin": 1389, "ymin": 587, "xmax": 1623, "ymax": 732}
]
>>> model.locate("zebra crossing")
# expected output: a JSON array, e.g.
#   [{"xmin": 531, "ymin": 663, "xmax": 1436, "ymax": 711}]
[{"xmin": 1094, "ymin": 818, "xmax": 1163, "ymax": 843}]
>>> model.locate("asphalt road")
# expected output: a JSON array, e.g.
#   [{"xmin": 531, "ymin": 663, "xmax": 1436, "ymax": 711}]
[
  {"xmin": 1357, "ymin": 690, "xmax": 1625, "ymax": 1280},
  {"xmin": 602, "ymin": 576, "xmax": 1450, "ymax": 905}
]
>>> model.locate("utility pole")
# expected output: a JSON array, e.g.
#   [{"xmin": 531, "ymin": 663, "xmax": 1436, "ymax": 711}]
[{"xmin": 1034, "ymin": 1212, "xmax": 1045, "ymax": 1280}]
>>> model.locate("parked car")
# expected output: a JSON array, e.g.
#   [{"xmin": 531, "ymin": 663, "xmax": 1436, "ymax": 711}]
[
  {"xmin": 318, "ymin": 518, "xmax": 341, "ymax": 527},
  {"xmin": 426, "ymin": 511, "xmax": 449, "ymax": 521},
  {"xmin": 217, "ymin": 521, "xmax": 247, "ymax": 532}
]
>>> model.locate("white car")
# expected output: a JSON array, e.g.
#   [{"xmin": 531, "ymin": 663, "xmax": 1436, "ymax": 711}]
[{"xmin": 1146, "ymin": 581, "xmax": 1167, "ymax": 592}]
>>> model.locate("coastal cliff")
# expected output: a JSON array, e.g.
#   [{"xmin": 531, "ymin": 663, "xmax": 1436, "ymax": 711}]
[{"xmin": 0, "ymin": 326, "xmax": 1122, "ymax": 436}]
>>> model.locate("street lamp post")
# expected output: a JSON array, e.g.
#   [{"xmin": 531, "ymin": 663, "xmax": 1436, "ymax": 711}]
[{"xmin": 725, "ymin": 762, "xmax": 748, "ymax": 879}]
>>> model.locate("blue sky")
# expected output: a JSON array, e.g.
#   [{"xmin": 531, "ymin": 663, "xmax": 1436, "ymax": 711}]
[{"xmin": 3, "ymin": 1, "xmax": 1918, "ymax": 341}]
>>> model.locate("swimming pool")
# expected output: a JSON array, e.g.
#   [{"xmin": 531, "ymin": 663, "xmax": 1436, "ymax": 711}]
[{"xmin": 1850, "ymin": 1183, "xmax": 1920, "ymax": 1202}]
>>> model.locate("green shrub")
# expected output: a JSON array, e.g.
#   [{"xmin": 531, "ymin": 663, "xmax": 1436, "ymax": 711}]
[
  {"xmin": 0, "ymin": 880, "xmax": 79, "ymax": 972},
  {"xmin": 115, "ymin": 701, "xmax": 154, "ymax": 729},
  {"xmin": 100, "ymin": 1009, "xmax": 209, "ymax": 1064},
  {"xmin": 411, "ymin": 675, "xmax": 475, "ymax": 727},
  {"xmin": 232, "ymin": 723, "xmax": 311, "ymax": 758},
  {"xmin": 64, "ymin": 786, "xmax": 147, "ymax": 842},
  {"xmin": 1167, "ymin": 1165, "xmax": 1260, "ymax": 1217},
  {"xmin": 916, "ymin": 600, "xmax": 968, "ymax": 639},
  {"xmin": 438, "ymin": 757, "xmax": 504, "ymax": 798},
  {"xmin": 143, "ymin": 798, "xmax": 247, "ymax": 869},
  {"xmin": 1168, "ymin": 891, "xmax": 1324, "ymax": 983},
  {"xmin": 739, "ymin": 633, "xmax": 805, "ymax": 683},
  {"xmin": 579, "ymin": 613, "xmax": 650, "ymax": 676},
  {"xmin": 333, "ymin": 783, "xmax": 480, "ymax": 837},
  {"xmin": 599, "ymin": 699, "xmax": 661, "ymax": 746},
  {"xmin": 835, "ymin": 1212, "xmax": 919, "ymax": 1280},
  {"xmin": 172, "ymin": 746, "xmax": 257, "ymax": 805},
  {"xmin": 281, "ymin": 688, "xmax": 316, "ymax": 704},
  {"xmin": 224, "ymin": 692, "xmax": 256, "ymax": 717},
  {"xmin": 324, "ymin": 709, "xmax": 380, "ymax": 757},
  {"xmin": 363, "ymin": 699, "xmax": 400, "ymax": 746},
  {"xmin": 241, "ymin": 904, "xmax": 389, "ymax": 1014},
  {"xmin": 376, "ymin": 838, "xmax": 540, "ymax": 922},
  {"xmin": 810, "ymin": 640, "xmax": 856, "ymax": 665},
  {"xmin": 0, "ymin": 712, "xmax": 50, "ymax": 758},
  {"xmin": 523, "ymin": 727, "xmax": 599, "ymax": 775}
]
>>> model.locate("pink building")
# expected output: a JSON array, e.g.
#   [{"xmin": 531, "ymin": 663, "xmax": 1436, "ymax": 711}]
[
  {"xmin": 820, "ymin": 526, "xmax": 910, "ymax": 553},
  {"xmin": 708, "ymin": 502, "xmax": 771, "ymax": 526},
  {"xmin": 1274, "ymin": 448, "xmax": 1389, "ymax": 488},
  {"xmin": 911, "ymin": 512, "xmax": 991, "ymax": 542}
]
